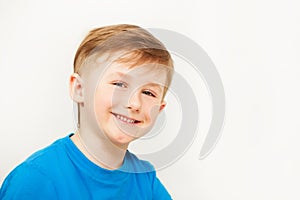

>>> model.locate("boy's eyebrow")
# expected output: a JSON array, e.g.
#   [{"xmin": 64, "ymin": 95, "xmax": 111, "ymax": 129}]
[
  {"xmin": 107, "ymin": 71, "xmax": 131, "ymax": 79},
  {"xmin": 144, "ymin": 83, "xmax": 163, "ymax": 92},
  {"xmin": 116, "ymin": 71, "xmax": 128, "ymax": 77}
]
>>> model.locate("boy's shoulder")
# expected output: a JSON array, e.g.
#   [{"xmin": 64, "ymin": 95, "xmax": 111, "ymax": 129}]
[
  {"xmin": 123, "ymin": 150, "xmax": 156, "ymax": 173},
  {"xmin": 0, "ymin": 136, "xmax": 69, "ymax": 198},
  {"xmin": 24, "ymin": 135, "xmax": 68, "ymax": 167},
  {"xmin": 3, "ymin": 134, "xmax": 72, "ymax": 183}
]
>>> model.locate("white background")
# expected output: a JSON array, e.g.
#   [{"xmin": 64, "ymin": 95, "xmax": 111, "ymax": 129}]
[{"xmin": 1, "ymin": 0, "xmax": 300, "ymax": 199}]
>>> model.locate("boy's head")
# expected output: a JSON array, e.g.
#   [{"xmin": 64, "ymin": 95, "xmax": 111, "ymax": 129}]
[{"xmin": 70, "ymin": 24, "xmax": 174, "ymax": 148}]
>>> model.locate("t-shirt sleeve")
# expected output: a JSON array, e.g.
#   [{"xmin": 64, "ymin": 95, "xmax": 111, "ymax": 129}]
[
  {"xmin": 151, "ymin": 172, "xmax": 172, "ymax": 200},
  {"xmin": 0, "ymin": 163, "xmax": 57, "ymax": 200}
]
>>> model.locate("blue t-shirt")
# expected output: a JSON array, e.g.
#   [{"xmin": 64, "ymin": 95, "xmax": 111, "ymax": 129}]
[{"xmin": 0, "ymin": 134, "xmax": 172, "ymax": 200}]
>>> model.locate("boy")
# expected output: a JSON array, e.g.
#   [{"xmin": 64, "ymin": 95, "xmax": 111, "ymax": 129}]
[{"xmin": 0, "ymin": 24, "xmax": 174, "ymax": 199}]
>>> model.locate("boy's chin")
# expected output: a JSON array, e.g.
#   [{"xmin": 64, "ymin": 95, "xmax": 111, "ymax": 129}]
[
  {"xmin": 114, "ymin": 121, "xmax": 154, "ymax": 139},
  {"xmin": 108, "ymin": 133, "xmax": 136, "ymax": 149}
]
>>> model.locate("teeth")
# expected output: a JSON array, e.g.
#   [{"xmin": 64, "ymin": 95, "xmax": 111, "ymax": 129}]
[{"xmin": 116, "ymin": 114, "xmax": 135, "ymax": 124}]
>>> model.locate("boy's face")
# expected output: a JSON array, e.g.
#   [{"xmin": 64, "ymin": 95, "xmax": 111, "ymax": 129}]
[{"xmin": 82, "ymin": 59, "xmax": 169, "ymax": 149}]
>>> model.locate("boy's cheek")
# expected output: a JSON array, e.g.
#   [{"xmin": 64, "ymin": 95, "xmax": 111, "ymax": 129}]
[
  {"xmin": 144, "ymin": 104, "xmax": 162, "ymax": 123},
  {"xmin": 92, "ymin": 93, "xmax": 111, "ymax": 119}
]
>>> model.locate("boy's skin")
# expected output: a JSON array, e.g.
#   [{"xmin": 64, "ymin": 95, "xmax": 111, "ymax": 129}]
[{"xmin": 69, "ymin": 53, "xmax": 169, "ymax": 170}]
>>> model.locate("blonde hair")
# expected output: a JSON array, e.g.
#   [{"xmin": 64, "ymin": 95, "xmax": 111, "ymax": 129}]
[{"xmin": 73, "ymin": 24, "xmax": 174, "ymax": 92}]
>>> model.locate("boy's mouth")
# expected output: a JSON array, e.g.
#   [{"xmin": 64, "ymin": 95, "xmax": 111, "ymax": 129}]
[{"xmin": 111, "ymin": 112, "xmax": 141, "ymax": 124}]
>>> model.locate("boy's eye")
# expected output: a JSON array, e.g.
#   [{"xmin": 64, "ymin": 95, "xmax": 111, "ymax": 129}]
[
  {"xmin": 142, "ymin": 90, "xmax": 156, "ymax": 97},
  {"xmin": 112, "ymin": 82, "xmax": 127, "ymax": 88}
]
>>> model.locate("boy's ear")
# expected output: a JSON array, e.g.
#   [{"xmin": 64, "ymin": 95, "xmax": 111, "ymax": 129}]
[
  {"xmin": 69, "ymin": 73, "xmax": 84, "ymax": 103},
  {"xmin": 159, "ymin": 101, "xmax": 166, "ymax": 112}
]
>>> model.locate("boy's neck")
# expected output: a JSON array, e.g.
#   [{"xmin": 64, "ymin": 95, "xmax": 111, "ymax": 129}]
[{"xmin": 70, "ymin": 129, "xmax": 127, "ymax": 170}]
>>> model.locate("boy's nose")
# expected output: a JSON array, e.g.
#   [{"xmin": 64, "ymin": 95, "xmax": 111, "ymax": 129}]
[{"xmin": 127, "ymin": 91, "xmax": 141, "ymax": 111}]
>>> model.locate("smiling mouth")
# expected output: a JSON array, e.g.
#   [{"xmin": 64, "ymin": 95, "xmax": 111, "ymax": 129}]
[{"xmin": 111, "ymin": 113, "xmax": 142, "ymax": 124}]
